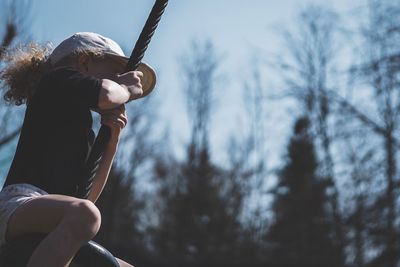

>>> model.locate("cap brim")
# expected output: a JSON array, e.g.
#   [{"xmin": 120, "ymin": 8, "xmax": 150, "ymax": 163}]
[{"xmin": 105, "ymin": 53, "xmax": 157, "ymax": 98}]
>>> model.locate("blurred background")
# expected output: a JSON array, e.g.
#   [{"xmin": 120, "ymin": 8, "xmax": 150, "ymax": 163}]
[{"xmin": 1, "ymin": 0, "xmax": 400, "ymax": 266}]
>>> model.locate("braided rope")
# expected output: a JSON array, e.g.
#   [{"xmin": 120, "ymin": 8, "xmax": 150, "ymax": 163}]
[
  {"xmin": 76, "ymin": 0, "xmax": 169, "ymax": 199},
  {"xmin": 126, "ymin": 0, "xmax": 169, "ymax": 72}
]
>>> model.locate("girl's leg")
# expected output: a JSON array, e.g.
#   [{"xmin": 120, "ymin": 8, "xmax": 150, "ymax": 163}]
[{"xmin": 5, "ymin": 194, "xmax": 101, "ymax": 267}]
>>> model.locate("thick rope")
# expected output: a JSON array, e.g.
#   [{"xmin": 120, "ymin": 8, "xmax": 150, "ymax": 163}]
[
  {"xmin": 126, "ymin": 0, "xmax": 168, "ymax": 72},
  {"xmin": 76, "ymin": 0, "xmax": 169, "ymax": 199}
]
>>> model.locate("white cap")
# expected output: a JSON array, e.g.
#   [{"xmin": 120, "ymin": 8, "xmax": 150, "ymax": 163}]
[{"xmin": 49, "ymin": 32, "xmax": 156, "ymax": 97}]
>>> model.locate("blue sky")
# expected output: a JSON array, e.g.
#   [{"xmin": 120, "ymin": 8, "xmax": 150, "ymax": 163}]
[{"xmin": 1, "ymin": 0, "xmax": 365, "ymax": 181}]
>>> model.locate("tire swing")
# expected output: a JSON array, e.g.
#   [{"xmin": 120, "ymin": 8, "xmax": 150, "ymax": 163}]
[
  {"xmin": 0, "ymin": 0, "xmax": 168, "ymax": 266},
  {"xmin": 0, "ymin": 234, "xmax": 119, "ymax": 267}
]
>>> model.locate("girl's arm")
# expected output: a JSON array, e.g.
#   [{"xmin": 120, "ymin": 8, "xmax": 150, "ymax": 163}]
[
  {"xmin": 97, "ymin": 71, "xmax": 144, "ymax": 110},
  {"xmin": 86, "ymin": 141, "xmax": 118, "ymax": 203},
  {"xmin": 87, "ymin": 105, "xmax": 128, "ymax": 203}
]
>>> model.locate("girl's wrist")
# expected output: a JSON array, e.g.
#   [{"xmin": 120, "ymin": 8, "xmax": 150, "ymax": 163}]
[{"xmin": 106, "ymin": 139, "xmax": 119, "ymax": 151}]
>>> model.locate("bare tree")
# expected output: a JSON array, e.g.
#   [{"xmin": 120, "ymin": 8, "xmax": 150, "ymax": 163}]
[
  {"xmin": 338, "ymin": 134, "xmax": 379, "ymax": 267},
  {"xmin": 0, "ymin": 0, "xmax": 32, "ymax": 129},
  {"xmin": 0, "ymin": 0, "xmax": 33, "ymax": 181},
  {"xmin": 0, "ymin": 0, "xmax": 31, "ymax": 57},
  {"xmin": 181, "ymin": 40, "xmax": 220, "ymax": 156},
  {"xmin": 149, "ymin": 39, "xmax": 257, "ymax": 266},
  {"xmin": 274, "ymin": 5, "xmax": 346, "ymax": 264},
  {"xmin": 338, "ymin": 1, "xmax": 400, "ymax": 266},
  {"xmin": 228, "ymin": 63, "xmax": 268, "ymax": 256}
]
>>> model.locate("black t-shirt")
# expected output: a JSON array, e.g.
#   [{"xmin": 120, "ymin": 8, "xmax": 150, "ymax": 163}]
[{"xmin": 3, "ymin": 67, "xmax": 101, "ymax": 196}]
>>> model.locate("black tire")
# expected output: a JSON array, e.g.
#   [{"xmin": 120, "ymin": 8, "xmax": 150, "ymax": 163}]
[{"xmin": 0, "ymin": 234, "xmax": 119, "ymax": 267}]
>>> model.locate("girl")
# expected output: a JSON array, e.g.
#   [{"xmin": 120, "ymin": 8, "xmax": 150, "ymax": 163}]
[{"xmin": 0, "ymin": 32, "xmax": 156, "ymax": 267}]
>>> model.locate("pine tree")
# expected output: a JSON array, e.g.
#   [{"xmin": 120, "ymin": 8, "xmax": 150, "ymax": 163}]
[
  {"xmin": 150, "ymin": 40, "xmax": 248, "ymax": 267},
  {"xmin": 267, "ymin": 117, "xmax": 342, "ymax": 267},
  {"xmin": 93, "ymin": 168, "xmax": 149, "ymax": 266},
  {"xmin": 152, "ymin": 143, "xmax": 248, "ymax": 266}
]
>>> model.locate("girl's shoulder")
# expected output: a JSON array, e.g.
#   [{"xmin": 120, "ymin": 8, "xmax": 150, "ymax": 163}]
[
  {"xmin": 42, "ymin": 66, "xmax": 81, "ymax": 82},
  {"xmin": 35, "ymin": 67, "xmax": 82, "ymax": 93},
  {"xmin": 31, "ymin": 67, "xmax": 79, "ymax": 100},
  {"xmin": 32, "ymin": 66, "xmax": 101, "ymax": 109}
]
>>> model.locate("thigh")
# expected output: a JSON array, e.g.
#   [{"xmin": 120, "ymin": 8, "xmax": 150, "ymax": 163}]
[{"xmin": 5, "ymin": 194, "xmax": 85, "ymax": 242}]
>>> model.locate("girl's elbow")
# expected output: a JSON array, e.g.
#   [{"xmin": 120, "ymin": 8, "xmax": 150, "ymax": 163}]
[{"xmin": 97, "ymin": 79, "xmax": 129, "ymax": 109}]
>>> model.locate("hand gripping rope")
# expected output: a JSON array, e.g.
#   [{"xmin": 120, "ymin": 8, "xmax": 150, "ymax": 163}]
[
  {"xmin": 76, "ymin": 0, "xmax": 169, "ymax": 199},
  {"xmin": 0, "ymin": 1, "xmax": 169, "ymax": 266}
]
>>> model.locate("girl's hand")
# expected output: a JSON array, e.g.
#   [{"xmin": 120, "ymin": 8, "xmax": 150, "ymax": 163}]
[
  {"xmin": 100, "ymin": 105, "xmax": 128, "ymax": 147},
  {"xmin": 114, "ymin": 71, "xmax": 144, "ymax": 100}
]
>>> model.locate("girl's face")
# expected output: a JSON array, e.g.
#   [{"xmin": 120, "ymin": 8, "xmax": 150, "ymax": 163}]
[{"xmin": 78, "ymin": 54, "xmax": 125, "ymax": 81}]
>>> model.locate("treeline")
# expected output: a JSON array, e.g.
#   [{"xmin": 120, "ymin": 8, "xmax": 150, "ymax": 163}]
[{"xmin": 1, "ymin": 0, "xmax": 400, "ymax": 267}]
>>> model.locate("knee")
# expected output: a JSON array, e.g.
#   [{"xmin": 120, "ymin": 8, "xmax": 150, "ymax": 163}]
[{"xmin": 64, "ymin": 199, "xmax": 101, "ymax": 240}]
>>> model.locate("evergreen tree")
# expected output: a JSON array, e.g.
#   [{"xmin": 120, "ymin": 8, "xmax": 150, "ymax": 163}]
[
  {"xmin": 94, "ymin": 168, "xmax": 149, "ymax": 266},
  {"xmin": 153, "ymin": 145, "xmax": 243, "ymax": 266},
  {"xmin": 150, "ymin": 40, "xmax": 248, "ymax": 267},
  {"xmin": 267, "ymin": 117, "xmax": 342, "ymax": 267}
]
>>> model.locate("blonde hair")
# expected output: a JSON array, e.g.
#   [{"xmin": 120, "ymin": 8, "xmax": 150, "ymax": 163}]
[
  {"xmin": 1, "ymin": 43, "xmax": 52, "ymax": 106},
  {"xmin": 0, "ymin": 43, "xmax": 105, "ymax": 106}
]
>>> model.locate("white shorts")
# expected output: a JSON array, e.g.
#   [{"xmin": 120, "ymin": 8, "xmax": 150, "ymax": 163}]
[{"xmin": 0, "ymin": 183, "xmax": 48, "ymax": 248}]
